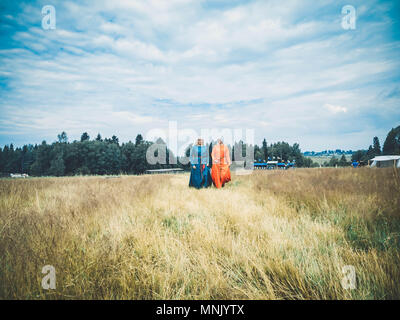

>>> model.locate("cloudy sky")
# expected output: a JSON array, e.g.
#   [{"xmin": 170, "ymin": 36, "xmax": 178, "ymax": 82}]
[{"xmin": 0, "ymin": 0, "xmax": 399, "ymax": 152}]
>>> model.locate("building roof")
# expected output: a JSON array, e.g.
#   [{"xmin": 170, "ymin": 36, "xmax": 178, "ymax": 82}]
[
  {"xmin": 370, "ymin": 155, "xmax": 400, "ymax": 161},
  {"xmin": 146, "ymin": 168, "xmax": 183, "ymax": 172}
]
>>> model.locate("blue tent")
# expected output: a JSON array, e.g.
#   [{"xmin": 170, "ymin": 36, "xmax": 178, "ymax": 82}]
[{"xmin": 254, "ymin": 162, "xmax": 267, "ymax": 169}]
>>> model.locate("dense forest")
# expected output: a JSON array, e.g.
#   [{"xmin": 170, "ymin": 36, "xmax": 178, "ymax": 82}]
[
  {"xmin": 0, "ymin": 131, "xmax": 314, "ymax": 176},
  {"xmin": 253, "ymin": 140, "xmax": 315, "ymax": 167},
  {"xmin": 0, "ymin": 132, "xmax": 177, "ymax": 177},
  {"xmin": 1, "ymin": 125, "xmax": 398, "ymax": 176}
]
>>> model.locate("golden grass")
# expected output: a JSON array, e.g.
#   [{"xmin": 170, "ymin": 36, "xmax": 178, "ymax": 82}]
[{"xmin": 0, "ymin": 168, "xmax": 399, "ymax": 299}]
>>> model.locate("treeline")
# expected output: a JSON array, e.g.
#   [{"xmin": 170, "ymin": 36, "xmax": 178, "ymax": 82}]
[
  {"xmin": 0, "ymin": 132, "xmax": 316, "ymax": 176},
  {"xmin": 253, "ymin": 139, "xmax": 317, "ymax": 167},
  {"xmin": 351, "ymin": 125, "xmax": 400, "ymax": 164},
  {"xmin": 320, "ymin": 136, "xmax": 382, "ymax": 168},
  {"xmin": 6, "ymin": 125, "xmax": 397, "ymax": 175},
  {"xmin": 325, "ymin": 125, "xmax": 400, "ymax": 167},
  {"xmin": 0, "ymin": 132, "xmax": 178, "ymax": 177}
]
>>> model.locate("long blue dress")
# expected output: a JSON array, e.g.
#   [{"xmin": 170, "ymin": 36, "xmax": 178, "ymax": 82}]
[{"xmin": 189, "ymin": 145, "xmax": 212, "ymax": 189}]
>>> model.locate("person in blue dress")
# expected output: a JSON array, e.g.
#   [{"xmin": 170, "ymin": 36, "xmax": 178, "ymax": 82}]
[{"xmin": 189, "ymin": 138, "xmax": 212, "ymax": 189}]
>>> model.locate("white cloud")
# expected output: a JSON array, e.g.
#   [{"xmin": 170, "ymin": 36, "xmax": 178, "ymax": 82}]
[
  {"xmin": 324, "ymin": 104, "xmax": 348, "ymax": 114},
  {"xmin": 0, "ymin": 0, "xmax": 399, "ymax": 149}
]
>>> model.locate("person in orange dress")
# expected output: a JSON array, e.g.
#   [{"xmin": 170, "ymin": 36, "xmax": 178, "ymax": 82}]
[{"xmin": 211, "ymin": 138, "xmax": 231, "ymax": 188}]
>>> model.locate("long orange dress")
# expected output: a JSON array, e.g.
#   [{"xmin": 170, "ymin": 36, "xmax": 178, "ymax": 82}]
[{"xmin": 211, "ymin": 143, "xmax": 231, "ymax": 188}]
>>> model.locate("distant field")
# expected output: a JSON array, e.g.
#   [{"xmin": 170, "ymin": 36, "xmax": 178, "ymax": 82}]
[
  {"xmin": 305, "ymin": 155, "xmax": 353, "ymax": 165},
  {"xmin": 0, "ymin": 168, "xmax": 399, "ymax": 299}
]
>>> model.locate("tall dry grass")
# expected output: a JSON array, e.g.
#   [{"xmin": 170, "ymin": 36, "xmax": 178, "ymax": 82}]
[{"xmin": 0, "ymin": 168, "xmax": 399, "ymax": 299}]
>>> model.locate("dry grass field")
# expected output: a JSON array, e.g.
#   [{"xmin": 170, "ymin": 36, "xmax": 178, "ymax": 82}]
[{"xmin": 0, "ymin": 168, "xmax": 399, "ymax": 299}]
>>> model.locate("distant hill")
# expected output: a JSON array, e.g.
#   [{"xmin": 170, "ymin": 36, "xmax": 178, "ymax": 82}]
[{"xmin": 303, "ymin": 149, "xmax": 353, "ymax": 157}]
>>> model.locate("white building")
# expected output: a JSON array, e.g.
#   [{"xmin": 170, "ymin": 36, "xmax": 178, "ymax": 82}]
[
  {"xmin": 10, "ymin": 173, "xmax": 29, "ymax": 178},
  {"xmin": 370, "ymin": 155, "xmax": 400, "ymax": 168}
]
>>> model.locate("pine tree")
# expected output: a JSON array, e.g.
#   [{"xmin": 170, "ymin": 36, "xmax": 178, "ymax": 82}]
[
  {"xmin": 372, "ymin": 136, "xmax": 381, "ymax": 156},
  {"xmin": 49, "ymin": 154, "xmax": 65, "ymax": 176},
  {"xmin": 57, "ymin": 131, "xmax": 68, "ymax": 143},
  {"xmin": 366, "ymin": 145, "xmax": 375, "ymax": 159},
  {"xmin": 111, "ymin": 135, "xmax": 119, "ymax": 145},
  {"xmin": 135, "ymin": 134, "xmax": 143, "ymax": 146},
  {"xmin": 261, "ymin": 138, "xmax": 268, "ymax": 160},
  {"xmin": 383, "ymin": 126, "xmax": 400, "ymax": 155},
  {"xmin": 339, "ymin": 154, "xmax": 348, "ymax": 167},
  {"xmin": 80, "ymin": 132, "xmax": 90, "ymax": 142},
  {"xmin": 329, "ymin": 156, "xmax": 339, "ymax": 167}
]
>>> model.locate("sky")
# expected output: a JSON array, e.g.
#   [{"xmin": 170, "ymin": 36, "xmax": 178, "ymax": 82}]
[{"xmin": 0, "ymin": 0, "xmax": 399, "ymax": 152}]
